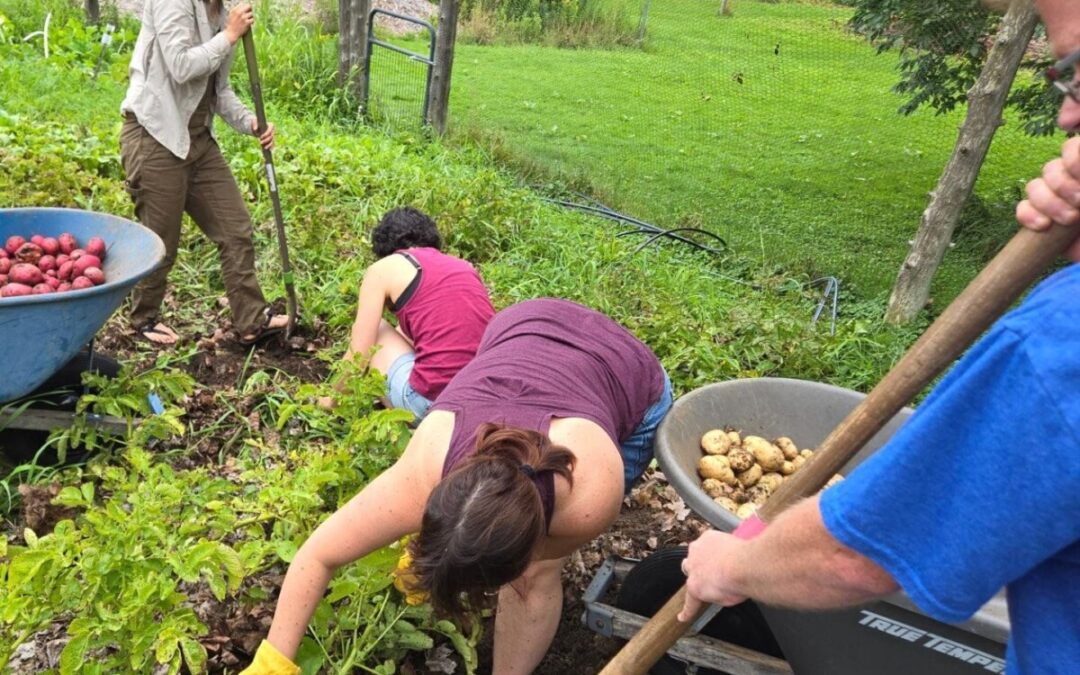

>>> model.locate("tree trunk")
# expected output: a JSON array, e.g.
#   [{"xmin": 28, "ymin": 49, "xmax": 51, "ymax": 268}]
[
  {"xmin": 427, "ymin": 0, "xmax": 460, "ymax": 134},
  {"xmin": 884, "ymin": 0, "xmax": 1039, "ymax": 325},
  {"xmin": 86, "ymin": 0, "xmax": 100, "ymax": 24}
]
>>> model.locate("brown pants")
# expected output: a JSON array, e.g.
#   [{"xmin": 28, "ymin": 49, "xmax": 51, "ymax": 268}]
[{"xmin": 119, "ymin": 117, "xmax": 267, "ymax": 334}]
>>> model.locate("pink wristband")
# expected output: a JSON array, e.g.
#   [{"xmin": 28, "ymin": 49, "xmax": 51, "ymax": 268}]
[{"xmin": 732, "ymin": 513, "xmax": 767, "ymax": 540}]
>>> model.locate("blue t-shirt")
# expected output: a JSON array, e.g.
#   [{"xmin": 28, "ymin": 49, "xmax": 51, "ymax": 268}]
[{"xmin": 821, "ymin": 263, "xmax": 1080, "ymax": 675}]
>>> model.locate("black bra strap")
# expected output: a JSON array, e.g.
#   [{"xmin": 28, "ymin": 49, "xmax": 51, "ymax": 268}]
[{"xmin": 390, "ymin": 252, "xmax": 422, "ymax": 312}]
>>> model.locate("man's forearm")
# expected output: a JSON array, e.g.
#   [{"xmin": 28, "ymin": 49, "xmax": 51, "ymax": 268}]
[{"xmin": 702, "ymin": 498, "xmax": 898, "ymax": 610}]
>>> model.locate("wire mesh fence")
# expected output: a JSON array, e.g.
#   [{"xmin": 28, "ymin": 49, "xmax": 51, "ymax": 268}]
[
  {"xmin": 446, "ymin": 0, "xmax": 1062, "ymax": 299},
  {"xmin": 364, "ymin": 10, "xmax": 435, "ymax": 131}
]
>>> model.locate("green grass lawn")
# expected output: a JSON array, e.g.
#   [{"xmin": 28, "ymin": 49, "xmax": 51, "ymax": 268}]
[{"xmin": 426, "ymin": 0, "xmax": 1063, "ymax": 303}]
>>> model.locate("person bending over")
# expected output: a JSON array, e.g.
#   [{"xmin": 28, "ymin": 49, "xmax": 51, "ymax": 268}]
[
  {"xmin": 323, "ymin": 207, "xmax": 494, "ymax": 419},
  {"xmin": 120, "ymin": 0, "xmax": 287, "ymax": 346},
  {"xmin": 244, "ymin": 298, "xmax": 673, "ymax": 674},
  {"xmin": 679, "ymin": 3, "xmax": 1080, "ymax": 673}
]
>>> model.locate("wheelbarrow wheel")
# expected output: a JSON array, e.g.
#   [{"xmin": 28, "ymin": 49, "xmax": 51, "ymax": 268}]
[
  {"xmin": 616, "ymin": 547, "xmax": 783, "ymax": 675},
  {"xmin": 0, "ymin": 350, "xmax": 120, "ymax": 466}
]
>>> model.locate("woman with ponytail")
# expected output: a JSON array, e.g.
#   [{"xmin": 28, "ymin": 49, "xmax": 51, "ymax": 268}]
[{"xmin": 243, "ymin": 299, "xmax": 672, "ymax": 675}]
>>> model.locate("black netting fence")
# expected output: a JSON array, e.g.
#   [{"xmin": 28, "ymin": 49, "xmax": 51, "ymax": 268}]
[{"xmin": 439, "ymin": 0, "xmax": 1064, "ymax": 299}]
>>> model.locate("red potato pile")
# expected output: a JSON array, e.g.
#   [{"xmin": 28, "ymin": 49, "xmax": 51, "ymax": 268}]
[{"xmin": 0, "ymin": 233, "xmax": 107, "ymax": 299}]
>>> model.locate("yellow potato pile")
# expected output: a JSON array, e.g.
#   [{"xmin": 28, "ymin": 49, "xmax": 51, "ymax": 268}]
[{"xmin": 697, "ymin": 429, "xmax": 842, "ymax": 519}]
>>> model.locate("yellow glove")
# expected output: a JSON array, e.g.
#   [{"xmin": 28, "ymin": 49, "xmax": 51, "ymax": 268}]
[
  {"xmin": 240, "ymin": 640, "xmax": 300, "ymax": 675},
  {"xmin": 393, "ymin": 546, "xmax": 429, "ymax": 606}
]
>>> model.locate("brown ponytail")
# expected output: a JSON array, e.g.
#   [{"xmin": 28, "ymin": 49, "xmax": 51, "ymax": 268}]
[{"xmin": 402, "ymin": 424, "xmax": 576, "ymax": 621}]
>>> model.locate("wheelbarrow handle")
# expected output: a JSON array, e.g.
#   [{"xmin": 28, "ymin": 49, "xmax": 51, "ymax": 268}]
[{"xmin": 601, "ymin": 221, "xmax": 1080, "ymax": 674}]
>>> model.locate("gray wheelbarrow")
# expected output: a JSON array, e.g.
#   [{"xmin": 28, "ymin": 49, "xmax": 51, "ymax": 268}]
[{"xmin": 583, "ymin": 378, "xmax": 1008, "ymax": 675}]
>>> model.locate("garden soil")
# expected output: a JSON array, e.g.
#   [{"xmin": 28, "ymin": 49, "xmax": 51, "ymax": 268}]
[{"xmin": 3, "ymin": 289, "xmax": 711, "ymax": 673}]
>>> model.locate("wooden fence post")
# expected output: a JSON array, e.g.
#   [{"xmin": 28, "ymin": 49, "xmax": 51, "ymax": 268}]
[
  {"xmin": 351, "ymin": 0, "xmax": 371, "ymax": 102},
  {"xmin": 86, "ymin": 0, "xmax": 100, "ymax": 24},
  {"xmin": 338, "ymin": 0, "xmax": 353, "ymax": 85},
  {"xmin": 427, "ymin": 0, "xmax": 460, "ymax": 134}
]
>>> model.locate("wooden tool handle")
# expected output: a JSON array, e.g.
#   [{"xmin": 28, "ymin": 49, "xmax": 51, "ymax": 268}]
[
  {"xmin": 601, "ymin": 222, "xmax": 1079, "ymax": 674},
  {"xmin": 241, "ymin": 30, "xmax": 300, "ymax": 338}
]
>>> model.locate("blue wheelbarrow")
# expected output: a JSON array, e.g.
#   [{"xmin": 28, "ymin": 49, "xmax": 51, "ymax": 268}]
[{"xmin": 0, "ymin": 208, "xmax": 165, "ymax": 404}]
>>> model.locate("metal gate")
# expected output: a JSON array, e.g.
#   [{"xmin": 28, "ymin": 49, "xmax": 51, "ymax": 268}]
[{"xmin": 361, "ymin": 10, "xmax": 436, "ymax": 129}]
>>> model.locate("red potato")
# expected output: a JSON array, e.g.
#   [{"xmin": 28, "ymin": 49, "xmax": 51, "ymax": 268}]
[
  {"xmin": 45, "ymin": 276, "xmax": 60, "ymax": 289},
  {"xmin": 57, "ymin": 282, "xmax": 72, "ymax": 293},
  {"xmin": 55, "ymin": 254, "xmax": 69, "ymax": 266},
  {"xmin": 58, "ymin": 233, "xmax": 77, "ymax": 255},
  {"xmin": 40, "ymin": 237, "xmax": 59, "ymax": 255},
  {"xmin": 57, "ymin": 260, "xmax": 74, "ymax": 281},
  {"xmin": 72, "ymin": 255, "xmax": 102, "ymax": 278},
  {"xmin": 31, "ymin": 283, "xmax": 53, "ymax": 295},
  {"xmin": 85, "ymin": 237, "xmax": 106, "ymax": 259},
  {"xmin": 0, "ymin": 274, "xmax": 7, "ymax": 285},
  {"xmin": 0, "ymin": 258, "xmax": 10, "ymax": 275},
  {"xmin": 69, "ymin": 248, "xmax": 86, "ymax": 261},
  {"xmin": 38, "ymin": 255, "xmax": 56, "ymax": 272},
  {"xmin": 71, "ymin": 276, "xmax": 95, "ymax": 290},
  {"xmin": 15, "ymin": 242, "xmax": 43, "ymax": 265},
  {"xmin": 0, "ymin": 248, "xmax": 8, "ymax": 259},
  {"xmin": 82, "ymin": 267, "xmax": 106, "ymax": 285},
  {"xmin": 9, "ymin": 263, "xmax": 43, "ymax": 286},
  {"xmin": 1, "ymin": 283, "xmax": 33, "ymax": 297},
  {"xmin": 45, "ymin": 269, "xmax": 57, "ymax": 278},
  {"xmin": 30, "ymin": 235, "xmax": 45, "ymax": 247},
  {"xmin": 5, "ymin": 236, "xmax": 25, "ymax": 255}
]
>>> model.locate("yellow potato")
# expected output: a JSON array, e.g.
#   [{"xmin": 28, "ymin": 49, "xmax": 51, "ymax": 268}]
[
  {"xmin": 700, "ymin": 429, "xmax": 732, "ymax": 455},
  {"xmin": 701, "ymin": 478, "xmax": 732, "ymax": 499},
  {"xmin": 714, "ymin": 496, "xmax": 739, "ymax": 514},
  {"xmin": 736, "ymin": 503, "xmax": 757, "ymax": 519},
  {"xmin": 825, "ymin": 474, "xmax": 844, "ymax": 488},
  {"xmin": 736, "ymin": 463, "xmax": 762, "ymax": 488},
  {"xmin": 775, "ymin": 436, "xmax": 799, "ymax": 461},
  {"xmin": 731, "ymin": 487, "xmax": 749, "ymax": 504},
  {"xmin": 747, "ymin": 484, "xmax": 771, "ymax": 505},
  {"xmin": 744, "ymin": 436, "xmax": 785, "ymax": 472},
  {"xmin": 758, "ymin": 472, "xmax": 784, "ymax": 493},
  {"xmin": 699, "ymin": 455, "xmax": 737, "ymax": 485},
  {"xmin": 792, "ymin": 455, "xmax": 807, "ymax": 471},
  {"xmin": 727, "ymin": 430, "xmax": 742, "ymax": 446},
  {"xmin": 727, "ymin": 449, "xmax": 755, "ymax": 473},
  {"xmin": 800, "ymin": 448, "xmax": 814, "ymax": 459},
  {"xmin": 779, "ymin": 460, "xmax": 796, "ymax": 476}
]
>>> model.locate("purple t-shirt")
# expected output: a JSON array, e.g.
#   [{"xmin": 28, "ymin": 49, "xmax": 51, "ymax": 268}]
[
  {"xmin": 431, "ymin": 298, "xmax": 665, "ymax": 524},
  {"xmin": 394, "ymin": 247, "xmax": 494, "ymax": 399}
]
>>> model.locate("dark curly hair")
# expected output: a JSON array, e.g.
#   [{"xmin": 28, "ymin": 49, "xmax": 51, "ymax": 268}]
[
  {"xmin": 370, "ymin": 207, "xmax": 442, "ymax": 258},
  {"xmin": 401, "ymin": 424, "xmax": 576, "ymax": 623}
]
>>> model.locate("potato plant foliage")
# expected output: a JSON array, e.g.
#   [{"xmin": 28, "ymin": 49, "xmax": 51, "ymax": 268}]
[{"xmin": 1, "ymin": 4, "xmax": 926, "ymax": 671}]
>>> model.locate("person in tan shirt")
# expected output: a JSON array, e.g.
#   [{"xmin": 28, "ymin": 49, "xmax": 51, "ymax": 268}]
[{"xmin": 120, "ymin": 0, "xmax": 286, "ymax": 346}]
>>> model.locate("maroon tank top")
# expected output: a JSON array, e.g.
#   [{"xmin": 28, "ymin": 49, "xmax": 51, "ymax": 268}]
[
  {"xmin": 394, "ymin": 247, "xmax": 494, "ymax": 399},
  {"xmin": 432, "ymin": 298, "xmax": 665, "ymax": 527}
]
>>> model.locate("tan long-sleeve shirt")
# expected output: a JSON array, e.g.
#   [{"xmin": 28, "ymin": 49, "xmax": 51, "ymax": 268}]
[{"xmin": 120, "ymin": 0, "xmax": 256, "ymax": 159}]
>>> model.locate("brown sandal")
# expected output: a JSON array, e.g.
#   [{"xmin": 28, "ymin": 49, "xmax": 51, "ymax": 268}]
[
  {"xmin": 237, "ymin": 311, "xmax": 287, "ymax": 347},
  {"xmin": 138, "ymin": 321, "xmax": 180, "ymax": 345}
]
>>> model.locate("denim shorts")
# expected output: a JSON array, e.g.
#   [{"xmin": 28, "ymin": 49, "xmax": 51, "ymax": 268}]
[
  {"xmin": 619, "ymin": 371, "xmax": 674, "ymax": 494},
  {"xmin": 386, "ymin": 353, "xmax": 434, "ymax": 419}
]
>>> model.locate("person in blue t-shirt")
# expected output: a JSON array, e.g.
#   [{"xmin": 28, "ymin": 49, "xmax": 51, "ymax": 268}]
[{"xmin": 678, "ymin": 2, "xmax": 1080, "ymax": 673}]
